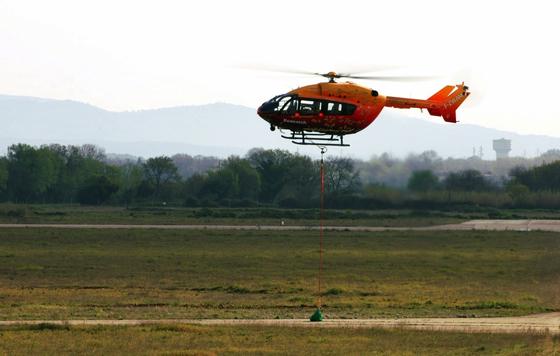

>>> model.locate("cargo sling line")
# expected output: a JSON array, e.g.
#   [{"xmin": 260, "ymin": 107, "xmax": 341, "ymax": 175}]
[{"xmin": 310, "ymin": 146, "xmax": 327, "ymax": 322}]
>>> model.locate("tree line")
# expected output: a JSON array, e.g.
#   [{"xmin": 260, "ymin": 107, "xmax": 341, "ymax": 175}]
[
  {"xmin": 1, "ymin": 143, "xmax": 560, "ymax": 209},
  {"xmin": 0, "ymin": 144, "xmax": 360, "ymax": 207}
]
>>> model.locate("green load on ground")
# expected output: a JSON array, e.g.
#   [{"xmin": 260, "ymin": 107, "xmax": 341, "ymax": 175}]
[{"xmin": 309, "ymin": 308, "xmax": 324, "ymax": 322}]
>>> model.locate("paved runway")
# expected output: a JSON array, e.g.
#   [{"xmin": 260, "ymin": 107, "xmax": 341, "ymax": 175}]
[
  {"xmin": 2, "ymin": 313, "xmax": 559, "ymax": 334},
  {"xmin": 1, "ymin": 220, "xmax": 560, "ymax": 231}
]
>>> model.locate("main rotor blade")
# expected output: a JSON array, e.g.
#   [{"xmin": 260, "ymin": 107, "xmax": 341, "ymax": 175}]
[
  {"xmin": 336, "ymin": 65, "xmax": 403, "ymax": 76},
  {"xmin": 343, "ymin": 75, "xmax": 439, "ymax": 82},
  {"xmin": 236, "ymin": 64, "xmax": 439, "ymax": 82},
  {"xmin": 237, "ymin": 64, "xmax": 404, "ymax": 77},
  {"xmin": 235, "ymin": 64, "xmax": 316, "ymax": 76}
]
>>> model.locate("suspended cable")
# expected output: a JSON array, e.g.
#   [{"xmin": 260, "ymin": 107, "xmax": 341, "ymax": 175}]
[{"xmin": 310, "ymin": 146, "xmax": 327, "ymax": 322}]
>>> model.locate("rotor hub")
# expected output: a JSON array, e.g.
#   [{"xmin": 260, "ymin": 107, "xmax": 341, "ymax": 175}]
[{"xmin": 323, "ymin": 71, "xmax": 340, "ymax": 83}]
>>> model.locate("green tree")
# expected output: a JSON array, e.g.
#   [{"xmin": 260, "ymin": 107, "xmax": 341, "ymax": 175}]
[
  {"xmin": 77, "ymin": 175, "xmax": 119, "ymax": 205},
  {"xmin": 7, "ymin": 144, "xmax": 60, "ymax": 202},
  {"xmin": 278, "ymin": 154, "xmax": 317, "ymax": 203},
  {"xmin": 116, "ymin": 161, "xmax": 144, "ymax": 206},
  {"xmin": 0, "ymin": 157, "xmax": 8, "ymax": 200},
  {"xmin": 510, "ymin": 161, "xmax": 560, "ymax": 191},
  {"xmin": 407, "ymin": 170, "xmax": 440, "ymax": 192},
  {"xmin": 444, "ymin": 169, "xmax": 494, "ymax": 192},
  {"xmin": 183, "ymin": 173, "xmax": 207, "ymax": 206},
  {"xmin": 143, "ymin": 156, "xmax": 180, "ymax": 200},
  {"xmin": 247, "ymin": 149, "xmax": 317, "ymax": 203},
  {"xmin": 201, "ymin": 169, "xmax": 238, "ymax": 201},
  {"xmin": 220, "ymin": 157, "xmax": 261, "ymax": 200},
  {"xmin": 247, "ymin": 149, "xmax": 294, "ymax": 202},
  {"xmin": 43, "ymin": 144, "xmax": 110, "ymax": 203},
  {"xmin": 506, "ymin": 181, "xmax": 530, "ymax": 203},
  {"xmin": 325, "ymin": 157, "xmax": 360, "ymax": 195}
]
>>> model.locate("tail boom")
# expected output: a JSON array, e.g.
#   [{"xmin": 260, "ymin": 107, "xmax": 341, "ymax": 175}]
[{"xmin": 384, "ymin": 83, "xmax": 470, "ymax": 123}]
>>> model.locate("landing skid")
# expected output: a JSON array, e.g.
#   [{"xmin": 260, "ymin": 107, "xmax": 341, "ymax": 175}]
[{"xmin": 280, "ymin": 131, "xmax": 350, "ymax": 147}]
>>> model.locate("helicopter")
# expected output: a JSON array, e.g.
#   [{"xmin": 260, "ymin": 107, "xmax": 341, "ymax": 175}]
[{"xmin": 257, "ymin": 70, "xmax": 470, "ymax": 146}]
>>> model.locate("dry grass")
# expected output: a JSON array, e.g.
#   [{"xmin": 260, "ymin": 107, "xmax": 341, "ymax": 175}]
[
  {"xmin": 0, "ymin": 203, "xmax": 467, "ymax": 226},
  {"xmin": 0, "ymin": 228, "xmax": 559, "ymax": 320},
  {"xmin": 0, "ymin": 324, "xmax": 558, "ymax": 355}
]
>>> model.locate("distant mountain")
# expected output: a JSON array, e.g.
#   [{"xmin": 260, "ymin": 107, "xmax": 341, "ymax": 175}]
[{"xmin": 1, "ymin": 94, "xmax": 559, "ymax": 159}]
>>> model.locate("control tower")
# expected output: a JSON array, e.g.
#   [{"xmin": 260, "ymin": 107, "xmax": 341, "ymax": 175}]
[{"xmin": 493, "ymin": 138, "xmax": 511, "ymax": 159}]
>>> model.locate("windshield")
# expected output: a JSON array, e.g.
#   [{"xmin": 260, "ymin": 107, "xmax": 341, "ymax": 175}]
[{"xmin": 260, "ymin": 94, "xmax": 296, "ymax": 113}]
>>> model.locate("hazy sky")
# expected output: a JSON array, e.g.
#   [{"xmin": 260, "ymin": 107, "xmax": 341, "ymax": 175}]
[{"xmin": 1, "ymin": 1, "xmax": 559, "ymax": 136}]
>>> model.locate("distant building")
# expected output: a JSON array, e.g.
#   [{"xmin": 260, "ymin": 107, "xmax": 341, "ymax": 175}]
[{"xmin": 493, "ymin": 138, "xmax": 511, "ymax": 159}]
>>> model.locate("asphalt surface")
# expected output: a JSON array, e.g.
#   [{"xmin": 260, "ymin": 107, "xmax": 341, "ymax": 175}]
[{"xmin": 1, "ymin": 220, "xmax": 560, "ymax": 231}]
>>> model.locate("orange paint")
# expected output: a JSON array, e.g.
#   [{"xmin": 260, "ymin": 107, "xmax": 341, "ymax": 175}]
[{"xmin": 258, "ymin": 77, "xmax": 470, "ymax": 136}]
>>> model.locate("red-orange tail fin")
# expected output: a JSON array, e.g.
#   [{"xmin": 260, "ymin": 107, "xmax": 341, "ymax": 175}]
[
  {"xmin": 427, "ymin": 83, "xmax": 470, "ymax": 123},
  {"xmin": 384, "ymin": 83, "xmax": 470, "ymax": 123},
  {"xmin": 428, "ymin": 85, "xmax": 455, "ymax": 101}
]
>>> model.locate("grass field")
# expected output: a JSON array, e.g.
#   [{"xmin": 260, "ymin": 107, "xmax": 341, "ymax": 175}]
[
  {"xmin": 1, "ymin": 227, "xmax": 559, "ymax": 320},
  {"xmin": 3, "ymin": 204, "xmax": 560, "ymax": 227},
  {"xmin": 0, "ymin": 324, "xmax": 558, "ymax": 355},
  {"xmin": 0, "ymin": 204, "xmax": 468, "ymax": 226}
]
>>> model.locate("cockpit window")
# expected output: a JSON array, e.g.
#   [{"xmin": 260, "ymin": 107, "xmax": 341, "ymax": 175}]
[
  {"xmin": 261, "ymin": 94, "xmax": 356, "ymax": 116},
  {"xmin": 298, "ymin": 98, "xmax": 356, "ymax": 116},
  {"xmin": 268, "ymin": 95, "xmax": 283, "ymax": 103},
  {"xmin": 299, "ymin": 99, "xmax": 320, "ymax": 115},
  {"xmin": 323, "ymin": 101, "xmax": 356, "ymax": 115},
  {"xmin": 281, "ymin": 98, "xmax": 298, "ymax": 114},
  {"xmin": 272, "ymin": 95, "xmax": 297, "ymax": 113},
  {"xmin": 260, "ymin": 94, "xmax": 295, "ymax": 113},
  {"xmin": 276, "ymin": 96, "xmax": 292, "ymax": 111}
]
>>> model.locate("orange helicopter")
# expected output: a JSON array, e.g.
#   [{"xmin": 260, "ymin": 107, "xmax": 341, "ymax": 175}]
[{"xmin": 257, "ymin": 71, "xmax": 470, "ymax": 146}]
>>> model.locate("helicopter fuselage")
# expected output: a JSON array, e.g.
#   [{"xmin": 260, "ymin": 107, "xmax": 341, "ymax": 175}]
[
  {"xmin": 257, "ymin": 81, "xmax": 385, "ymax": 135},
  {"xmin": 258, "ymin": 81, "xmax": 469, "ymax": 135}
]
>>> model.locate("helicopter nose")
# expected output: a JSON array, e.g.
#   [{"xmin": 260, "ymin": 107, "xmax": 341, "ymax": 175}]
[
  {"xmin": 257, "ymin": 105, "xmax": 269, "ymax": 120},
  {"xmin": 260, "ymin": 101, "xmax": 276, "ymax": 112},
  {"xmin": 258, "ymin": 101, "xmax": 277, "ymax": 118}
]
